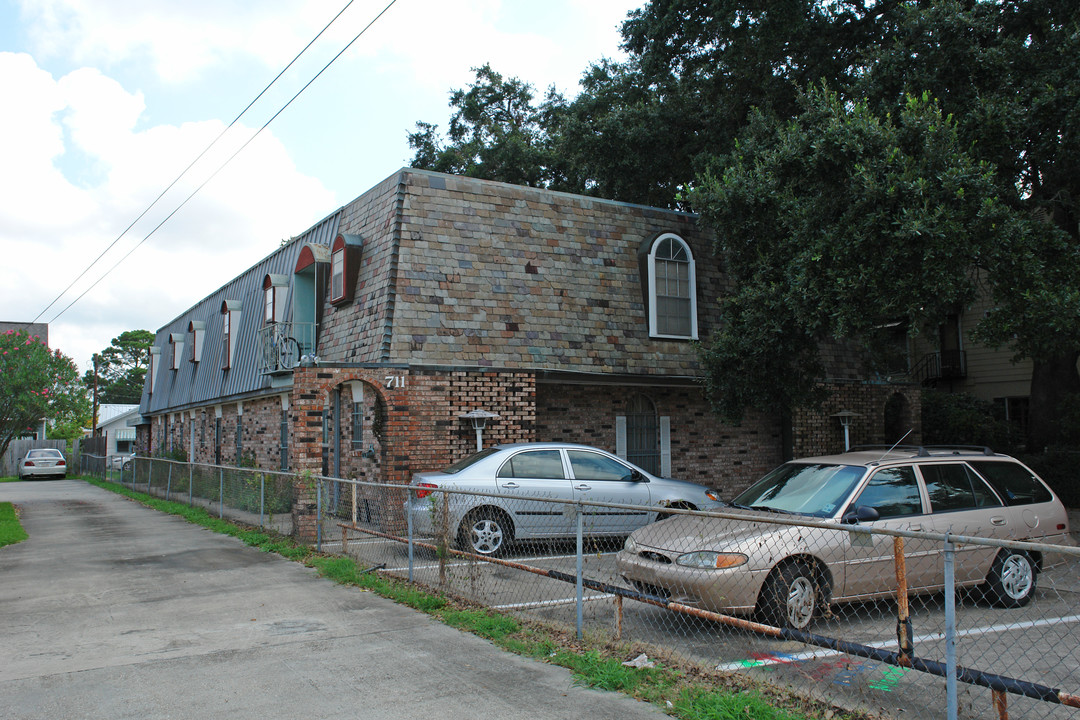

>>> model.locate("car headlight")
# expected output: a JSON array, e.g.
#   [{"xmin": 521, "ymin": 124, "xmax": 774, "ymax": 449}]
[
  {"xmin": 624, "ymin": 536, "xmax": 638, "ymax": 553},
  {"xmin": 676, "ymin": 551, "xmax": 748, "ymax": 569}
]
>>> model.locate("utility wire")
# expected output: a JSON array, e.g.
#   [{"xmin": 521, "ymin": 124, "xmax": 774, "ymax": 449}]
[
  {"xmin": 33, "ymin": 0, "xmax": 362, "ymax": 324},
  {"xmin": 48, "ymin": 0, "xmax": 399, "ymax": 324}
]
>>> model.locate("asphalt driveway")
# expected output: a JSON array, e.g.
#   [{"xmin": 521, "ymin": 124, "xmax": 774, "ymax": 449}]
[{"xmin": 0, "ymin": 480, "xmax": 667, "ymax": 720}]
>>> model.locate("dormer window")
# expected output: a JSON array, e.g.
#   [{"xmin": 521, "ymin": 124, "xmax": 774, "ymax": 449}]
[
  {"xmin": 329, "ymin": 233, "xmax": 363, "ymax": 305},
  {"xmin": 221, "ymin": 300, "xmax": 241, "ymax": 370},
  {"xmin": 148, "ymin": 347, "xmax": 160, "ymax": 394},
  {"xmin": 168, "ymin": 333, "xmax": 185, "ymax": 370},
  {"xmin": 263, "ymin": 274, "xmax": 288, "ymax": 324},
  {"xmin": 188, "ymin": 320, "xmax": 205, "ymax": 363},
  {"xmin": 646, "ymin": 233, "xmax": 698, "ymax": 340}
]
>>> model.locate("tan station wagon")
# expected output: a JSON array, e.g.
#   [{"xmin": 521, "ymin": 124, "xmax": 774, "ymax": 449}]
[{"xmin": 616, "ymin": 447, "xmax": 1071, "ymax": 629}]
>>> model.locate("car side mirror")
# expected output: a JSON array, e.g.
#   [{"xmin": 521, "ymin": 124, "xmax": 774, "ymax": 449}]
[{"xmin": 842, "ymin": 505, "xmax": 880, "ymax": 524}]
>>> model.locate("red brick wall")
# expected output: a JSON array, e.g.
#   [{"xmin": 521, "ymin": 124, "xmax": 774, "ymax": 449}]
[{"xmin": 535, "ymin": 383, "xmax": 784, "ymax": 497}]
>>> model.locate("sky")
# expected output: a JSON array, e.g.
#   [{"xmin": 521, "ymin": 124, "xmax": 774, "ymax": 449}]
[{"xmin": 0, "ymin": 0, "xmax": 641, "ymax": 373}]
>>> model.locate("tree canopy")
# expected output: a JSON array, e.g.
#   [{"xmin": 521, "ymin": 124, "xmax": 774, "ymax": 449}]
[
  {"xmin": 0, "ymin": 328, "xmax": 86, "ymax": 459},
  {"xmin": 83, "ymin": 330, "xmax": 154, "ymax": 405},
  {"xmin": 410, "ymin": 0, "xmax": 1080, "ymax": 446}
]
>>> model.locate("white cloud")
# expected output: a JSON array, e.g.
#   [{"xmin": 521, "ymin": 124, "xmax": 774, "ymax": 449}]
[
  {"xmin": 0, "ymin": 52, "xmax": 335, "ymax": 371},
  {"xmin": 4, "ymin": 1, "xmax": 639, "ymax": 372}
]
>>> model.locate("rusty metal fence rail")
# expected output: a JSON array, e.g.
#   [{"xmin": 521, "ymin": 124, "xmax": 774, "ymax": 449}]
[{"xmin": 83, "ymin": 457, "xmax": 1080, "ymax": 720}]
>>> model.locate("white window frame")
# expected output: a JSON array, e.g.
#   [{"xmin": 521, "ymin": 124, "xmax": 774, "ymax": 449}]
[
  {"xmin": 331, "ymin": 248, "xmax": 345, "ymax": 303},
  {"xmin": 647, "ymin": 233, "xmax": 698, "ymax": 340}
]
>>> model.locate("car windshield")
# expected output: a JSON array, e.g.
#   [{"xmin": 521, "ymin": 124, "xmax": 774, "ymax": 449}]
[
  {"xmin": 732, "ymin": 463, "xmax": 867, "ymax": 517},
  {"xmin": 440, "ymin": 447, "xmax": 502, "ymax": 474}
]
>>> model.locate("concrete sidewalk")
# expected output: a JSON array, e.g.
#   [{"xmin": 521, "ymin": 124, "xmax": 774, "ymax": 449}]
[{"xmin": 0, "ymin": 480, "xmax": 667, "ymax": 720}]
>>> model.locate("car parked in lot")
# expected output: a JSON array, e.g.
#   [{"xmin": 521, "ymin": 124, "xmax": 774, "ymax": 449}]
[
  {"xmin": 406, "ymin": 443, "xmax": 725, "ymax": 555},
  {"xmin": 17, "ymin": 448, "xmax": 68, "ymax": 479},
  {"xmin": 617, "ymin": 447, "xmax": 1071, "ymax": 629}
]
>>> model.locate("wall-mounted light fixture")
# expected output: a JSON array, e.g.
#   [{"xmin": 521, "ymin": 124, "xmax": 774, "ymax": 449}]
[
  {"xmin": 459, "ymin": 409, "xmax": 500, "ymax": 452},
  {"xmin": 832, "ymin": 410, "xmax": 861, "ymax": 451}
]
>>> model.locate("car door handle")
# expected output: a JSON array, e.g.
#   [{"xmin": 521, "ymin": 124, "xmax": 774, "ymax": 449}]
[
  {"xmin": 990, "ymin": 516, "xmax": 1006, "ymax": 526},
  {"xmin": 501, "ymin": 482, "xmax": 520, "ymax": 489},
  {"xmin": 574, "ymin": 484, "xmax": 592, "ymax": 491}
]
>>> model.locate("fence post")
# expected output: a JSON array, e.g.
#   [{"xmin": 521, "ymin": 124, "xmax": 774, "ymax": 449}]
[
  {"xmin": 167, "ymin": 462, "xmax": 172, "ymax": 501},
  {"xmin": 188, "ymin": 462, "xmax": 193, "ymax": 507},
  {"xmin": 316, "ymin": 478, "xmax": 322, "ymax": 552},
  {"xmin": 260, "ymin": 474, "xmax": 265, "ymax": 529},
  {"xmin": 893, "ymin": 536, "xmax": 913, "ymax": 666},
  {"xmin": 944, "ymin": 535, "xmax": 958, "ymax": 720},
  {"xmin": 219, "ymin": 467, "xmax": 224, "ymax": 519},
  {"xmin": 407, "ymin": 490, "xmax": 414, "ymax": 583},
  {"xmin": 576, "ymin": 504, "xmax": 584, "ymax": 641}
]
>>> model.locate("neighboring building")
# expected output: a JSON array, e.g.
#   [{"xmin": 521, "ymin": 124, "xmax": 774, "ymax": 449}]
[
  {"xmin": 137, "ymin": 169, "xmax": 917, "ymax": 520},
  {"xmin": 906, "ymin": 288, "xmax": 1079, "ymax": 439},
  {"xmin": 1, "ymin": 321, "xmax": 50, "ymax": 440},
  {"xmin": 95, "ymin": 404, "xmax": 140, "ymax": 461}
]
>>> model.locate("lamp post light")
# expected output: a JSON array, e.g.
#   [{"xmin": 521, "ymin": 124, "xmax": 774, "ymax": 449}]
[
  {"xmin": 832, "ymin": 410, "xmax": 861, "ymax": 452},
  {"xmin": 460, "ymin": 409, "xmax": 500, "ymax": 452}
]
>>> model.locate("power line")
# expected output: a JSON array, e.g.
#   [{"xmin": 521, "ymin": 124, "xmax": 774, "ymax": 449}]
[{"xmin": 34, "ymin": 0, "xmax": 376, "ymax": 325}]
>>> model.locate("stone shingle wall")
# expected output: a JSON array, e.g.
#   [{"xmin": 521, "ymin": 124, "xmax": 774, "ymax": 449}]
[
  {"xmin": 318, "ymin": 173, "xmax": 403, "ymax": 364},
  {"xmin": 386, "ymin": 171, "xmax": 725, "ymax": 374}
]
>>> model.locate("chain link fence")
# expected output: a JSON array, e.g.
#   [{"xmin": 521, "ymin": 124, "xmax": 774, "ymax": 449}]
[{"xmin": 83, "ymin": 455, "xmax": 1079, "ymax": 720}]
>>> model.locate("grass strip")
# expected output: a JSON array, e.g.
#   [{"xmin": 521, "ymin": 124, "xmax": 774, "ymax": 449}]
[
  {"xmin": 83, "ymin": 476, "xmax": 866, "ymax": 720},
  {"xmin": 0, "ymin": 501, "xmax": 29, "ymax": 548}
]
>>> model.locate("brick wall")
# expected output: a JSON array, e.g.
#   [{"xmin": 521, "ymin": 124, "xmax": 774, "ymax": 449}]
[
  {"xmin": 536, "ymin": 383, "xmax": 783, "ymax": 497},
  {"xmin": 792, "ymin": 382, "xmax": 922, "ymax": 458}
]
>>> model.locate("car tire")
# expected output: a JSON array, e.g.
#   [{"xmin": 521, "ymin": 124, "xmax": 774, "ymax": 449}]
[
  {"xmin": 980, "ymin": 549, "xmax": 1037, "ymax": 608},
  {"xmin": 459, "ymin": 508, "xmax": 512, "ymax": 556},
  {"xmin": 757, "ymin": 561, "xmax": 824, "ymax": 630}
]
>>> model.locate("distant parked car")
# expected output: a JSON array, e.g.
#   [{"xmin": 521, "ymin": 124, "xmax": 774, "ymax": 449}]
[
  {"xmin": 617, "ymin": 447, "xmax": 1071, "ymax": 630},
  {"xmin": 17, "ymin": 448, "xmax": 67, "ymax": 480},
  {"xmin": 406, "ymin": 443, "xmax": 725, "ymax": 555},
  {"xmin": 109, "ymin": 453, "xmax": 135, "ymax": 470}
]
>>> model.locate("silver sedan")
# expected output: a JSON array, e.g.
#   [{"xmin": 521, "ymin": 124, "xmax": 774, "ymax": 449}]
[
  {"xmin": 405, "ymin": 443, "xmax": 725, "ymax": 555},
  {"xmin": 17, "ymin": 448, "xmax": 68, "ymax": 479}
]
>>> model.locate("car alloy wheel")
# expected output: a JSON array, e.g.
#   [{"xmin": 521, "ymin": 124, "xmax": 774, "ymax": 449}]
[
  {"xmin": 759, "ymin": 561, "xmax": 822, "ymax": 630},
  {"xmin": 460, "ymin": 509, "xmax": 510, "ymax": 556},
  {"xmin": 983, "ymin": 550, "xmax": 1036, "ymax": 608}
]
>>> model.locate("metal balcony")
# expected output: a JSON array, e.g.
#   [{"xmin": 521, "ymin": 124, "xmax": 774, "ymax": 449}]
[{"xmin": 257, "ymin": 322, "xmax": 317, "ymax": 374}]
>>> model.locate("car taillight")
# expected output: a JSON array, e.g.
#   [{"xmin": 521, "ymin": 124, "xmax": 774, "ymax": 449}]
[
  {"xmin": 58, "ymin": 459, "xmax": 66, "ymax": 466},
  {"xmin": 414, "ymin": 483, "xmax": 438, "ymax": 499},
  {"xmin": 24, "ymin": 461, "xmax": 35, "ymax": 466}
]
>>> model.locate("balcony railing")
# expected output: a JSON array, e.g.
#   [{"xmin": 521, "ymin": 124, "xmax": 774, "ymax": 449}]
[
  {"xmin": 909, "ymin": 350, "xmax": 967, "ymax": 385},
  {"xmin": 257, "ymin": 322, "xmax": 316, "ymax": 374}
]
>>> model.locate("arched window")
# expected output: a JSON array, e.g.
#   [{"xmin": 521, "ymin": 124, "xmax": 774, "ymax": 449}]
[{"xmin": 647, "ymin": 233, "xmax": 697, "ymax": 339}]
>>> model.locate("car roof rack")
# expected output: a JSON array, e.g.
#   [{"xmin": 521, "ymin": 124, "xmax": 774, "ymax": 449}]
[{"xmin": 848, "ymin": 444, "xmax": 996, "ymax": 457}]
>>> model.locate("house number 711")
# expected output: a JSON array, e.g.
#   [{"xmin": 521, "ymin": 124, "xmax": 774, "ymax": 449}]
[{"xmin": 385, "ymin": 376, "xmax": 406, "ymax": 389}]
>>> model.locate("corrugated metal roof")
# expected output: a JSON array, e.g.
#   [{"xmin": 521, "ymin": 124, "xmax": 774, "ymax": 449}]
[{"xmin": 140, "ymin": 209, "xmax": 341, "ymax": 415}]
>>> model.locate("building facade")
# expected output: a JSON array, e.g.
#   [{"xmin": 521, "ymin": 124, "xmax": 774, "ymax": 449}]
[{"xmin": 138, "ymin": 169, "xmax": 917, "ymax": 512}]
